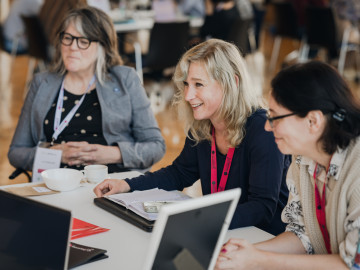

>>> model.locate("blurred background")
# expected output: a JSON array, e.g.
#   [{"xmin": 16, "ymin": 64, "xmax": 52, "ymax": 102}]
[{"xmin": 0, "ymin": 0, "xmax": 359, "ymax": 187}]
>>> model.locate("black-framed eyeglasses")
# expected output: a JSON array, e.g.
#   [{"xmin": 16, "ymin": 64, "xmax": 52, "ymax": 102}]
[
  {"xmin": 266, "ymin": 112, "xmax": 297, "ymax": 128},
  {"xmin": 60, "ymin": 32, "xmax": 97, "ymax": 50}
]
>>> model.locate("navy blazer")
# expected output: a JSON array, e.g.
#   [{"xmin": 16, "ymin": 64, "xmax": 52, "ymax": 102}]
[{"xmin": 126, "ymin": 110, "xmax": 290, "ymax": 235}]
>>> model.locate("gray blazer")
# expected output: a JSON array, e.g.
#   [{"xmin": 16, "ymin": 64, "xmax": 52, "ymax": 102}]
[{"xmin": 8, "ymin": 66, "xmax": 166, "ymax": 171}]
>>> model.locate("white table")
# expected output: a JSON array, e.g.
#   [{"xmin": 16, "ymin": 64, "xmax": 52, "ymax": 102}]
[
  {"xmin": 114, "ymin": 18, "xmax": 154, "ymax": 33},
  {"xmin": 113, "ymin": 13, "xmax": 203, "ymax": 33},
  {"xmin": 1, "ymin": 171, "xmax": 274, "ymax": 269}
]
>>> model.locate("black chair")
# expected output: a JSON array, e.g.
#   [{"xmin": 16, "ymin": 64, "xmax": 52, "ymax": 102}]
[
  {"xmin": 302, "ymin": 6, "xmax": 338, "ymax": 62},
  {"xmin": 21, "ymin": 15, "xmax": 51, "ymax": 95},
  {"xmin": 9, "ymin": 168, "xmax": 32, "ymax": 182},
  {"xmin": 269, "ymin": 2, "xmax": 303, "ymax": 72},
  {"xmin": 302, "ymin": 7, "xmax": 360, "ymax": 80},
  {"xmin": 128, "ymin": 21, "xmax": 190, "ymax": 82},
  {"xmin": 0, "ymin": 24, "xmax": 5, "ymax": 52},
  {"xmin": 226, "ymin": 18, "xmax": 254, "ymax": 56},
  {"xmin": 21, "ymin": 15, "xmax": 51, "ymax": 62}
]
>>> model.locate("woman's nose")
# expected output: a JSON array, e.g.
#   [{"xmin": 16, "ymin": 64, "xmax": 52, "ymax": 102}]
[
  {"xmin": 264, "ymin": 119, "xmax": 272, "ymax": 132},
  {"xmin": 184, "ymin": 86, "xmax": 195, "ymax": 101},
  {"xmin": 70, "ymin": 39, "xmax": 78, "ymax": 50}
]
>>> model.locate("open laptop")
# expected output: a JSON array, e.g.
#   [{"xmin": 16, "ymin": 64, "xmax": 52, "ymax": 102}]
[
  {"xmin": 0, "ymin": 189, "xmax": 72, "ymax": 270},
  {"xmin": 142, "ymin": 188, "xmax": 241, "ymax": 270}
]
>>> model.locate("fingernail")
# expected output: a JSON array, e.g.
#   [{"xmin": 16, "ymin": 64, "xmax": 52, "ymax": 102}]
[{"xmin": 221, "ymin": 248, "xmax": 227, "ymax": 253}]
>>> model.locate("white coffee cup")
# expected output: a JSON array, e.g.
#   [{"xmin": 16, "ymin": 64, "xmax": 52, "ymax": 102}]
[{"xmin": 82, "ymin": 165, "xmax": 108, "ymax": 184}]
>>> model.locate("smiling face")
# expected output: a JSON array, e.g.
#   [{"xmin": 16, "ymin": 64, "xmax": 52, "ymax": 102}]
[
  {"xmin": 265, "ymin": 94, "xmax": 316, "ymax": 156},
  {"xmin": 183, "ymin": 62, "xmax": 224, "ymax": 124},
  {"xmin": 61, "ymin": 23, "xmax": 98, "ymax": 76}
]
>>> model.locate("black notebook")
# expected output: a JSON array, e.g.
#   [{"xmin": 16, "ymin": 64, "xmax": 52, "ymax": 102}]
[
  {"xmin": 94, "ymin": 197, "xmax": 155, "ymax": 232},
  {"xmin": 68, "ymin": 242, "xmax": 108, "ymax": 269}
]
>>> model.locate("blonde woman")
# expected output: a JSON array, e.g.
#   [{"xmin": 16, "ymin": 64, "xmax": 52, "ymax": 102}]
[{"xmin": 94, "ymin": 39, "xmax": 290, "ymax": 235}]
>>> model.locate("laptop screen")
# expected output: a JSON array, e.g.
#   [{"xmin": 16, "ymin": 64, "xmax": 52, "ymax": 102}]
[
  {"xmin": 143, "ymin": 188, "xmax": 241, "ymax": 270},
  {"xmin": 0, "ymin": 190, "xmax": 72, "ymax": 270}
]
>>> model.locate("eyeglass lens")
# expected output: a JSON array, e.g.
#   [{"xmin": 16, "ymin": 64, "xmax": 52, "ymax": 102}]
[
  {"xmin": 61, "ymin": 33, "xmax": 91, "ymax": 49},
  {"xmin": 267, "ymin": 112, "xmax": 296, "ymax": 128}
]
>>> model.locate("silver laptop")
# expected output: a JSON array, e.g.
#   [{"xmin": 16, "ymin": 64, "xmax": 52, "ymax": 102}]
[
  {"xmin": 0, "ymin": 189, "xmax": 72, "ymax": 270},
  {"xmin": 143, "ymin": 188, "xmax": 241, "ymax": 270}
]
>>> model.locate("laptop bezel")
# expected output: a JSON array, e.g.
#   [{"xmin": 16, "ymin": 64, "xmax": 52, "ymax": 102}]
[
  {"xmin": 142, "ymin": 188, "xmax": 241, "ymax": 270},
  {"xmin": 0, "ymin": 189, "xmax": 72, "ymax": 270}
]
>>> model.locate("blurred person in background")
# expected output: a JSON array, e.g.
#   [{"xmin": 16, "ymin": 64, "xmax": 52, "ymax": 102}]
[
  {"xmin": 200, "ymin": 0, "xmax": 240, "ymax": 40},
  {"xmin": 330, "ymin": 0, "xmax": 360, "ymax": 24},
  {"xmin": 176, "ymin": 0, "xmax": 206, "ymax": 17},
  {"xmin": 2, "ymin": 0, "xmax": 44, "ymax": 54},
  {"xmin": 330, "ymin": 0, "xmax": 360, "ymax": 48},
  {"xmin": 235, "ymin": 0, "xmax": 253, "ymax": 20}
]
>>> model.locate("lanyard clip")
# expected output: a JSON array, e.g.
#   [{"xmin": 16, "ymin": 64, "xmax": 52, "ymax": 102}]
[{"xmin": 50, "ymin": 138, "xmax": 55, "ymax": 146}]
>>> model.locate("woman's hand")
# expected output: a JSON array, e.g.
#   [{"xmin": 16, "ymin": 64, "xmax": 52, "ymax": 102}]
[
  {"xmin": 215, "ymin": 239, "xmax": 263, "ymax": 270},
  {"xmin": 216, "ymin": 237, "xmax": 349, "ymax": 270},
  {"xmin": 52, "ymin": 141, "xmax": 122, "ymax": 166},
  {"xmin": 93, "ymin": 179, "xmax": 131, "ymax": 197}
]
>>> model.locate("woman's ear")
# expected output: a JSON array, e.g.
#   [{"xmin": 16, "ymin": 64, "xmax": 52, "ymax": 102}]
[{"xmin": 306, "ymin": 110, "xmax": 325, "ymax": 133}]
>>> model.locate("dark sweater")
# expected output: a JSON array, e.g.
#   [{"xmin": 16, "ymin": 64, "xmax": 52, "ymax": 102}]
[{"xmin": 200, "ymin": 5, "xmax": 240, "ymax": 40}]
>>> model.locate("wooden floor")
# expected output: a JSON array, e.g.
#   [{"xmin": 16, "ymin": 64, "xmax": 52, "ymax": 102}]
[{"xmin": 1, "ymin": 28, "xmax": 360, "ymax": 187}]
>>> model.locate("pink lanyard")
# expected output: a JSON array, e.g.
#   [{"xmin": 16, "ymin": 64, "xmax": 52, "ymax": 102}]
[
  {"xmin": 52, "ymin": 75, "xmax": 96, "ymax": 143},
  {"xmin": 210, "ymin": 128, "xmax": 235, "ymax": 193},
  {"xmin": 313, "ymin": 163, "xmax": 332, "ymax": 254}
]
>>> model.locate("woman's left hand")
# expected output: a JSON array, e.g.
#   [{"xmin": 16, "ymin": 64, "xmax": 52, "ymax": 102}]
[
  {"xmin": 60, "ymin": 141, "xmax": 122, "ymax": 166},
  {"xmin": 215, "ymin": 239, "xmax": 263, "ymax": 270}
]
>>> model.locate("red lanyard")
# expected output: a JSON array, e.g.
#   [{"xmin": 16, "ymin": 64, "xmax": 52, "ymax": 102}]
[
  {"xmin": 211, "ymin": 128, "xmax": 235, "ymax": 193},
  {"xmin": 313, "ymin": 163, "xmax": 331, "ymax": 254}
]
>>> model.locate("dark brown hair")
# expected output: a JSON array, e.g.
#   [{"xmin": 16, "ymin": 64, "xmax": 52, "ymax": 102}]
[{"xmin": 271, "ymin": 61, "xmax": 360, "ymax": 154}]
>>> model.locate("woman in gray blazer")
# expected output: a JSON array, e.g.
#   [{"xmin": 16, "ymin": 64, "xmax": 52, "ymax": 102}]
[{"xmin": 8, "ymin": 6, "xmax": 165, "ymax": 173}]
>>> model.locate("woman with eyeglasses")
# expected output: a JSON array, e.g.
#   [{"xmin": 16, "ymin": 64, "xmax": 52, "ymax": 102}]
[
  {"xmin": 94, "ymin": 39, "xmax": 290, "ymax": 235},
  {"xmin": 8, "ymin": 6, "xmax": 165, "ymax": 173},
  {"xmin": 216, "ymin": 61, "xmax": 360, "ymax": 270}
]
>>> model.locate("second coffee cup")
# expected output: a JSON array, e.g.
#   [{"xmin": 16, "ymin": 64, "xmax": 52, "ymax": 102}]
[{"xmin": 82, "ymin": 165, "xmax": 108, "ymax": 184}]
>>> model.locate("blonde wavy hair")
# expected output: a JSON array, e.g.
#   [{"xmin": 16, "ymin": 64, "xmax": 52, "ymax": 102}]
[
  {"xmin": 173, "ymin": 39, "xmax": 262, "ymax": 147},
  {"xmin": 51, "ymin": 6, "xmax": 122, "ymax": 84}
]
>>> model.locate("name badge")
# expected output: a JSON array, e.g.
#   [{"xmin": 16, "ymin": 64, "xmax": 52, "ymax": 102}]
[{"xmin": 32, "ymin": 142, "xmax": 62, "ymax": 182}]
